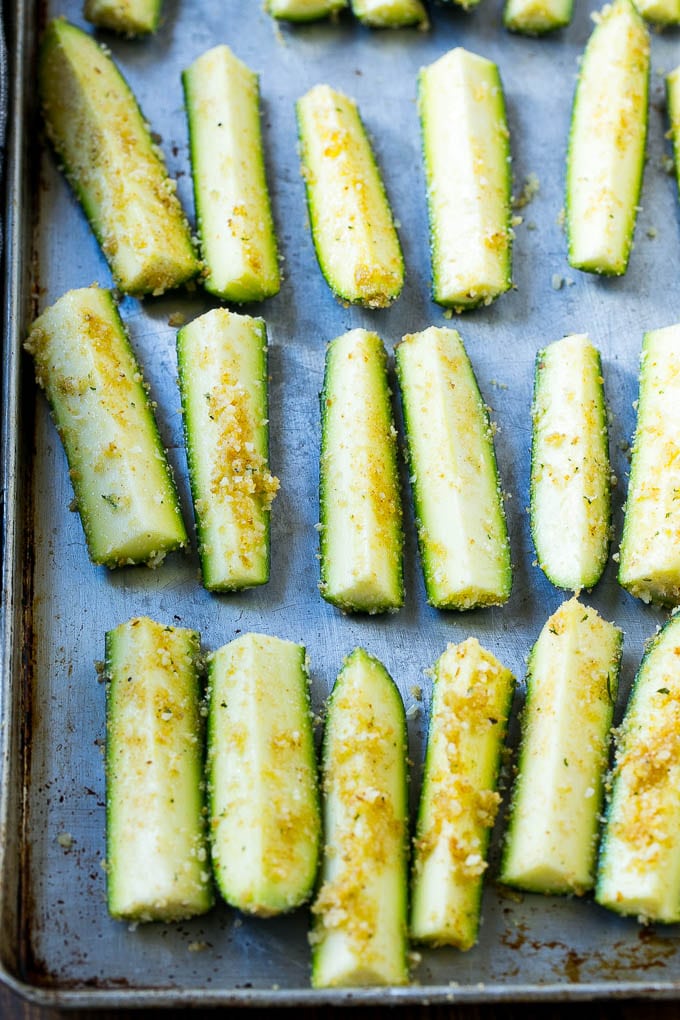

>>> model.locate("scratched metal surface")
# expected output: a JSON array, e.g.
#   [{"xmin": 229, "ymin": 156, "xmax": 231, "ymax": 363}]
[{"xmin": 3, "ymin": 0, "xmax": 680, "ymax": 1006}]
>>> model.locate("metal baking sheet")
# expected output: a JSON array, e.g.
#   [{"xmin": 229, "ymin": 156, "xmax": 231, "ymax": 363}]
[{"xmin": 3, "ymin": 0, "xmax": 680, "ymax": 1006}]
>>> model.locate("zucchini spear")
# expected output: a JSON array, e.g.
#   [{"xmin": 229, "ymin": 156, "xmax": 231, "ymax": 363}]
[
  {"xmin": 177, "ymin": 308, "xmax": 278, "ymax": 591},
  {"xmin": 411, "ymin": 639, "xmax": 514, "ymax": 950},
  {"xmin": 566, "ymin": 0, "xmax": 649, "ymax": 276},
  {"xmin": 207, "ymin": 633, "xmax": 320, "ymax": 915},
  {"xmin": 319, "ymin": 329, "xmax": 404, "ymax": 614},
  {"xmin": 267, "ymin": 0, "xmax": 347, "ymax": 17},
  {"xmin": 395, "ymin": 326, "xmax": 511, "ymax": 610},
  {"xmin": 106, "ymin": 617, "xmax": 213, "ymax": 922},
  {"xmin": 311, "ymin": 648, "xmax": 409, "ymax": 987},
  {"xmin": 39, "ymin": 18, "xmax": 198, "ymax": 296},
  {"xmin": 418, "ymin": 48, "xmax": 512, "ymax": 311},
  {"xmin": 619, "ymin": 324, "xmax": 680, "ymax": 605},
  {"xmin": 500, "ymin": 599, "xmax": 622, "ymax": 895},
  {"xmin": 83, "ymin": 0, "xmax": 162, "ymax": 34},
  {"xmin": 25, "ymin": 286, "xmax": 187, "ymax": 569},
  {"xmin": 297, "ymin": 84, "xmax": 404, "ymax": 308},
  {"xmin": 530, "ymin": 334, "xmax": 611, "ymax": 592},
  {"xmin": 597, "ymin": 612, "xmax": 680, "ymax": 923},
  {"xmin": 183, "ymin": 45, "xmax": 280, "ymax": 303}
]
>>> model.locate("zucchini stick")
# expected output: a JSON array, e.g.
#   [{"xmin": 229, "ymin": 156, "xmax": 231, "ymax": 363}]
[
  {"xmin": 619, "ymin": 324, "xmax": 680, "ymax": 605},
  {"xmin": 418, "ymin": 48, "xmax": 512, "ymax": 311},
  {"xmin": 395, "ymin": 326, "xmax": 511, "ymax": 610},
  {"xmin": 500, "ymin": 598, "xmax": 622, "ymax": 895},
  {"xmin": 350, "ymin": 0, "xmax": 428, "ymax": 27},
  {"xmin": 566, "ymin": 0, "xmax": 649, "ymax": 276},
  {"xmin": 411, "ymin": 639, "xmax": 514, "ymax": 950},
  {"xmin": 83, "ymin": 0, "xmax": 162, "ymax": 34},
  {"xmin": 530, "ymin": 333, "xmax": 611, "ymax": 592},
  {"xmin": 207, "ymin": 633, "xmax": 320, "ymax": 915},
  {"xmin": 39, "ymin": 18, "xmax": 198, "ymax": 296},
  {"xmin": 177, "ymin": 308, "xmax": 278, "ymax": 591},
  {"xmin": 25, "ymin": 286, "xmax": 187, "ymax": 568},
  {"xmin": 311, "ymin": 648, "xmax": 408, "ymax": 987},
  {"xmin": 297, "ymin": 84, "xmax": 404, "ymax": 308},
  {"xmin": 106, "ymin": 617, "xmax": 213, "ymax": 922},
  {"xmin": 183, "ymin": 45, "xmax": 280, "ymax": 303},
  {"xmin": 319, "ymin": 329, "xmax": 404, "ymax": 613}
]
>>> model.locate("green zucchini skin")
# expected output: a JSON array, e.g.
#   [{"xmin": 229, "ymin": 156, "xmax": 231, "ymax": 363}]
[
  {"xmin": 619, "ymin": 325, "xmax": 680, "ymax": 605},
  {"xmin": 395, "ymin": 326, "xmax": 511, "ymax": 610},
  {"xmin": 350, "ymin": 0, "xmax": 428, "ymax": 28},
  {"xmin": 267, "ymin": 0, "xmax": 347, "ymax": 19},
  {"xmin": 182, "ymin": 45, "xmax": 280, "ymax": 303},
  {"xmin": 503, "ymin": 0, "xmax": 572, "ymax": 33},
  {"xmin": 530, "ymin": 334, "xmax": 611, "ymax": 592},
  {"xmin": 296, "ymin": 84, "xmax": 404, "ymax": 309},
  {"xmin": 207, "ymin": 633, "xmax": 320, "ymax": 916},
  {"xmin": 596, "ymin": 613, "xmax": 680, "ymax": 923},
  {"xmin": 105, "ymin": 617, "xmax": 213, "ymax": 922},
  {"xmin": 39, "ymin": 18, "xmax": 198, "ymax": 296},
  {"xmin": 500, "ymin": 598, "xmax": 622, "ymax": 896},
  {"xmin": 418, "ymin": 48, "xmax": 511, "ymax": 311},
  {"xmin": 24, "ymin": 286, "xmax": 187, "ymax": 568},
  {"xmin": 311, "ymin": 648, "xmax": 409, "ymax": 988},
  {"xmin": 83, "ymin": 0, "xmax": 162, "ymax": 34},
  {"xmin": 319, "ymin": 329, "xmax": 404, "ymax": 614},
  {"xmin": 176, "ymin": 309, "xmax": 278, "ymax": 591},
  {"xmin": 566, "ymin": 0, "xmax": 649, "ymax": 276},
  {"xmin": 411, "ymin": 639, "xmax": 515, "ymax": 950}
]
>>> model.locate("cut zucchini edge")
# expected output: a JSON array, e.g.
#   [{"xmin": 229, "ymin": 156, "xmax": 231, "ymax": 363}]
[
  {"xmin": 206, "ymin": 633, "xmax": 320, "ymax": 915},
  {"xmin": 503, "ymin": 0, "xmax": 573, "ymax": 33},
  {"xmin": 565, "ymin": 0, "xmax": 649, "ymax": 277},
  {"xmin": 350, "ymin": 0, "xmax": 428, "ymax": 28},
  {"xmin": 530, "ymin": 334, "xmax": 611, "ymax": 592},
  {"xmin": 267, "ymin": 0, "xmax": 347, "ymax": 18},
  {"xmin": 311, "ymin": 648, "xmax": 409, "ymax": 987}
]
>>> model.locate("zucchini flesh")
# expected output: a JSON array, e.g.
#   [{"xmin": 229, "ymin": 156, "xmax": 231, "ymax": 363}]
[
  {"xmin": 350, "ymin": 0, "xmax": 427, "ymax": 27},
  {"xmin": 296, "ymin": 84, "xmax": 404, "ymax": 309},
  {"xmin": 207, "ymin": 633, "xmax": 320, "ymax": 916},
  {"xmin": 83, "ymin": 0, "xmax": 162, "ymax": 34},
  {"xmin": 666, "ymin": 68, "xmax": 680, "ymax": 196},
  {"xmin": 619, "ymin": 325, "xmax": 680, "ymax": 605},
  {"xmin": 566, "ymin": 0, "xmax": 649, "ymax": 276},
  {"xmin": 597, "ymin": 613, "xmax": 680, "ymax": 923},
  {"xmin": 39, "ymin": 18, "xmax": 198, "ymax": 296},
  {"xmin": 176, "ymin": 309, "xmax": 278, "ymax": 591},
  {"xmin": 106, "ymin": 617, "xmax": 213, "ymax": 922},
  {"xmin": 530, "ymin": 333, "xmax": 611, "ymax": 591},
  {"xmin": 319, "ymin": 329, "xmax": 404, "ymax": 613},
  {"xmin": 183, "ymin": 45, "xmax": 280, "ymax": 303},
  {"xmin": 311, "ymin": 648, "xmax": 408, "ymax": 987},
  {"xmin": 395, "ymin": 326, "xmax": 511, "ymax": 610},
  {"xmin": 500, "ymin": 598, "xmax": 622, "ymax": 895},
  {"xmin": 504, "ymin": 0, "xmax": 572, "ymax": 33},
  {"xmin": 267, "ymin": 0, "xmax": 347, "ymax": 19},
  {"xmin": 24, "ymin": 286, "xmax": 187, "ymax": 568},
  {"xmin": 418, "ymin": 48, "xmax": 511, "ymax": 310},
  {"xmin": 411, "ymin": 639, "xmax": 514, "ymax": 950}
]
